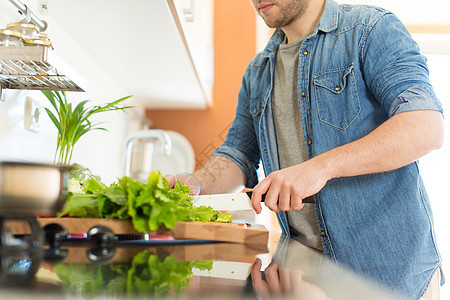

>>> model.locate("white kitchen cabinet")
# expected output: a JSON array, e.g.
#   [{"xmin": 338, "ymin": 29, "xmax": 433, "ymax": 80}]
[
  {"xmin": 40, "ymin": 0, "xmax": 213, "ymax": 109},
  {"xmin": 173, "ymin": 0, "xmax": 214, "ymax": 107}
]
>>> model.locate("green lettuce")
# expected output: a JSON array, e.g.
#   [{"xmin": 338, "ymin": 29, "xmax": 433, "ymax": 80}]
[
  {"xmin": 54, "ymin": 251, "xmax": 213, "ymax": 298},
  {"xmin": 58, "ymin": 170, "xmax": 232, "ymax": 232}
]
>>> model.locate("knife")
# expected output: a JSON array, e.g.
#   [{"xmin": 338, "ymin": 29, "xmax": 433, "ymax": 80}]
[{"xmin": 193, "ymin": 191, "xmax": 314, "ymax": 211}]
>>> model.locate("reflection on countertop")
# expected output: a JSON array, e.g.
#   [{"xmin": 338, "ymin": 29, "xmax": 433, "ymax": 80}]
[
  {"xmin": 0, "ymin": 230, "xmax": 408, "ymax": 300},
  {"xmin": 268, "ymin": 237, "xmax": 408, "ymax": 300}
]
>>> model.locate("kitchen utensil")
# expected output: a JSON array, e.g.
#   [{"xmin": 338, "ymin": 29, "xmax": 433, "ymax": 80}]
[
  {"xmin": 6, "ymin": 22, "xmax": 39, "ymax": 39},
  {"xmin": 192, "ymin": 260, "xmax": 253, "ymax": 281},
  {"xmin": 0, "ymin": 29, "xmax": 24, "ymax": 47},
  {"xmin": 0, "ymin": 161, "xmax": 68, "ymax": 214},
  {"xmin": 193, "ymin": 191, "xmax": 314, "ymax": 211},
  {"xmin": 23, "ymin": 38, "xmax": 53, "ymax": 50}
]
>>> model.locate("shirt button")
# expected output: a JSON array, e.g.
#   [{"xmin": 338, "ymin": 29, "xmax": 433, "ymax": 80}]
[
  {"xmin": 301, "ymin": 92, "xmax": 307, "ymax": 98},
  {"xmin": 303, "ymin": 50, "xmax": 309, "ymax": 55},
  {"xmin": 321, "ymin": 231, "xmax": 326, "ymax": 237},
  {"xmin": 307, "ymin": 139, "xmax": 313, "ymax": 145},
  {"xmin": 335, "ymin": 86, "xmax": 341, "ymax": 91}
]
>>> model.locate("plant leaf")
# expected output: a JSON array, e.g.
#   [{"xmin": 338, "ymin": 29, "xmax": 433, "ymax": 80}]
[
  {"xmin": 42, "ymin": 90, "xmax": 60, "ymax": 112},
  {"xmin": 44, "ymin": 108, "xmax": 61, "ymax": 131},
  {"xmin": 41, "ymin": 91, "xmax": 133, "ymax": 164}
]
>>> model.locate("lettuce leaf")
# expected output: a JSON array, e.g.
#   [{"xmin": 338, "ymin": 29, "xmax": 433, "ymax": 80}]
[{"xmin": 58, "ymin": 193, "xmax": 100, "ymax": 218}]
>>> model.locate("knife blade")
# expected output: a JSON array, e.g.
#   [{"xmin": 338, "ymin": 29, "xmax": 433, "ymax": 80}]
[{"xmin": 193, "ymin": 191, "xmax": 314, "ymax": 211}]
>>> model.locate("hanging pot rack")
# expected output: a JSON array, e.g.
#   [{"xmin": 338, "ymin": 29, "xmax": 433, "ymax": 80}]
[{"xmin": 1, "ymin": 0, "xmax": 86, "ymax": 101}]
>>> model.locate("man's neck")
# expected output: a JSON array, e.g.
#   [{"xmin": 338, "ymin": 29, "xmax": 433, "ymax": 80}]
[{"xmin": 282, "ymin": 0, "xmax": 326, "ymax": 43}]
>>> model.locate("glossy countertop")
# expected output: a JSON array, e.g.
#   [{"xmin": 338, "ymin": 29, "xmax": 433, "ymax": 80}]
[{"xmin": 0, "ymin": 229, "xmax": 410, "ymax": 300}]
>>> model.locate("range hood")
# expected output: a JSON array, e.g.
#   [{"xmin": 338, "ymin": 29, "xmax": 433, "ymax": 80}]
[{"xmin": 0, "ymin": 0, "xmax": 87, "ymax": 100}]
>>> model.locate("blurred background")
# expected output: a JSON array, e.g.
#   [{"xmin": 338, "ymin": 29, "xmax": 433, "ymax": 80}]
[{"xmin": 0, "ymin": 0, "xmax": 448, "ymax": 297}]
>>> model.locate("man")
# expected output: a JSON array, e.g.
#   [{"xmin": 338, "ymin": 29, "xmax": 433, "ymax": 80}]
[{"xmin": 168, "ymin": 0, "xmax": 444, "ymax": 299}]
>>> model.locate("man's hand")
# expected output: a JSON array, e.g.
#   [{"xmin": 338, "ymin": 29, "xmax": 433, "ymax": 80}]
[
  {"xmin": 251, "ymin": 158, "xmax": 329, "ymax": 214},
  {"xmin": 165, "ymin": 174, "xmax": 202, "ymax": 195},
  {"xmin": 251, "ymin": 258, "xmax": 330, "ymax": 299}
]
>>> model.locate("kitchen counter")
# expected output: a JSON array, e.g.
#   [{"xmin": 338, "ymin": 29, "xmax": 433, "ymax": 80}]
[{"xmin": 0, "ymin": 226, "xmax": 408, "ymax": 300}]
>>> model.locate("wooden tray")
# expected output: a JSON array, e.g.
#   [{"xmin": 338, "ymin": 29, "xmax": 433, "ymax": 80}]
[{"xmin": 8, "ymin": 217, "xmax": 269, "ymax": 246}]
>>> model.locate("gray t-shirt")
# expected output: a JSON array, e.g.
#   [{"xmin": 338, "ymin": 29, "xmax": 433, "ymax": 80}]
[{"xmin": 272, "ymin": 37, "xmax": 322, "ymax": 251}]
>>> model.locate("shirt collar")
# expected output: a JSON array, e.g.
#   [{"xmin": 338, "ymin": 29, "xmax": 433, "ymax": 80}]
[
  {"xmin": 262, "ymin": 0, "xmax": 339, "ymax": 56},
  {"xmin": 316, "ymin": 0, "xmax": 339, "ymax": 33}
]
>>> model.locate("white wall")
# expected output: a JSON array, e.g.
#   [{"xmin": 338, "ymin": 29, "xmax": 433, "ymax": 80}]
[
  {"xmin": 416, "ymin": 49, "xmax": 450, "ymax": 300},
  {"xmin": 0, "ymin": 0, "xmax": 145, "ymax": 184},
  {"xmin": 337, "ymin": 0, "xmax": 450, "ymax": 25}
]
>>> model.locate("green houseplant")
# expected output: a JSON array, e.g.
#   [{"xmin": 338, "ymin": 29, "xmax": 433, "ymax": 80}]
[{"xmin": 41, "ymin": 90, "xmax": 132, "ymax": 165}]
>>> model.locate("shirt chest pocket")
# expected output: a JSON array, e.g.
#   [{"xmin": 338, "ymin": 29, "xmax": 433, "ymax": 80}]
[
  {"xmin": 313, "ymin": 64, "xmax": 361, "ymax": 131},
  {"xmin": 249, "ymin": 87, "xmax": 264, "ymax": 119}
]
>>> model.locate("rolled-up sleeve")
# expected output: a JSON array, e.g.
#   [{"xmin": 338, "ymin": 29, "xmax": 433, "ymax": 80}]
[
  {"xmin": 361, "ymin": 13, "xmax": 444, "ymax": 118},
  {"xmin": 389, "ymin": 86, "xmax": 443, "ymax": 117}
]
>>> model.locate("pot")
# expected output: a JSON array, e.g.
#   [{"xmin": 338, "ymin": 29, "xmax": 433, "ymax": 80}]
[{"xmin": 0, "ymin": 161, "xmax": 69, "ymax": 215}]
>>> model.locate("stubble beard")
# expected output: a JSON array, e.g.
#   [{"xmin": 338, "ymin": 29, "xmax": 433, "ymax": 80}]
[{"xmin": 261, "ymin": 0, "xmax": 308, "ymax": 28}]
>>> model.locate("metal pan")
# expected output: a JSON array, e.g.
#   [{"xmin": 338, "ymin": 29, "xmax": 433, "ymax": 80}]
[{"xmin": 0, "ymin": 161, "xmax": 68, "ymax": 215}]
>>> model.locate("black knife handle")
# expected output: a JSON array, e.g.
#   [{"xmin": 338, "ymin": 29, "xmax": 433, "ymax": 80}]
[{"xmin": 246, "ymin": 191, "xmax": 315, "ymax": 203}]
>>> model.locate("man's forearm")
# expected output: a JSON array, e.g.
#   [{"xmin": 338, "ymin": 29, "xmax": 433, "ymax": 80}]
[
  {"xmin": 319, "ymin": 110, "xmax": 444, "ymax": 180},
  {"xmin": 193, "ymin": 156, "xmax": 247, "ymax": 194}
]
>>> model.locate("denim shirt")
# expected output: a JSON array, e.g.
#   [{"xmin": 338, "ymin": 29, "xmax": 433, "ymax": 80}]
[{"xmin": 212, "ymin": 0, "xmax": 443, "ymax": 298}]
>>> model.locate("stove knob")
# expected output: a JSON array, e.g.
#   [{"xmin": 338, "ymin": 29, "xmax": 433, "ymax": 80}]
[
  {"xmin": 44, "ymin": 248, "xmax": 68, "ymax": 263},
  {"xmin": 43, "ymin": 223, "xmax": 68, "ymax": 248},
  {"xmin": 87, "ymin": 247, "xmax": 116, "ymax": 263},
  {"xmin": 87, "ymin": 225, "xmax": 116, "ymax": 248}
]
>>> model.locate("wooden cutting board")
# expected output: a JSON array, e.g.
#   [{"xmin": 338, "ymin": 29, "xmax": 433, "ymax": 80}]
[
  {"xmin": 8, "ymin": 217, "xmax": 269, "ymax": 246},
  {"xmin": 55, "ymin": 242, "xmax": 267, "ymax": 264}
]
